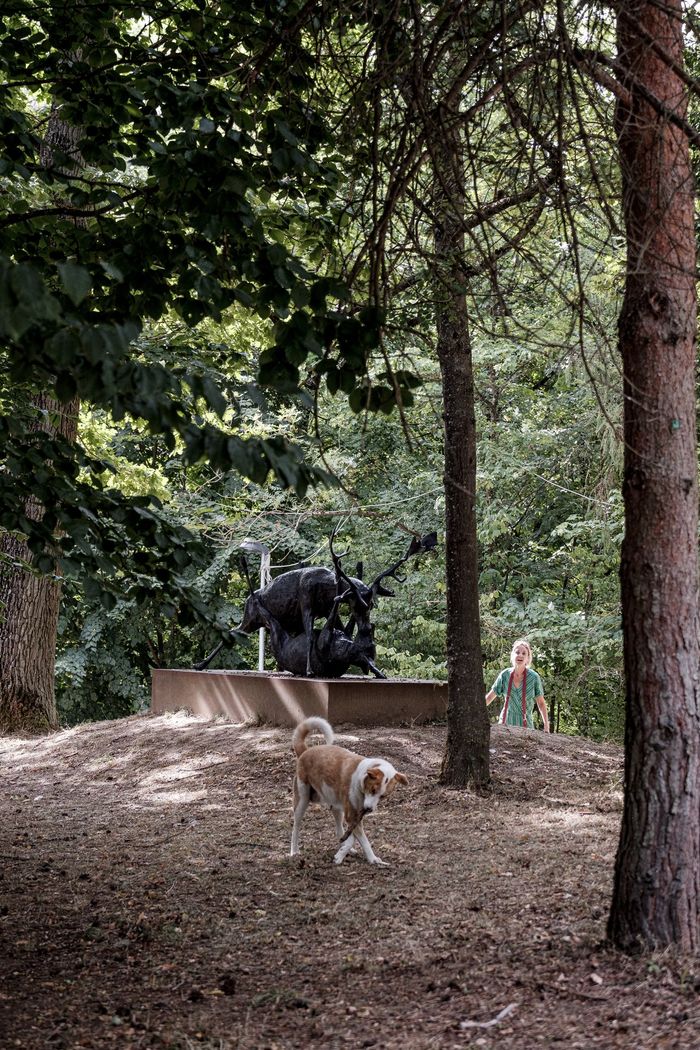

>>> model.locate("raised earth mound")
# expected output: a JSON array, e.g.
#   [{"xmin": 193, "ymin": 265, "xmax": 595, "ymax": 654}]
[{"xmin": 1, "ymin": 715, "xmax": 698, "ymax": 1049}]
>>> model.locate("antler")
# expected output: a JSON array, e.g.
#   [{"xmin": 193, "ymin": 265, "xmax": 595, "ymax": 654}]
[
  {"xmin": 329, "ymin": 528, "xmax": 369, "ymax": 611},
  {"xmin": 238, "ymin": 554, "xmax": 257, "ymax": 596},
  {"xmin": 328, "ymin": 526, "xmax": 350, "ymax": 572},
  {"xmin": 369, "ymin": 532, "xmax": 438, "ymax": 597}
]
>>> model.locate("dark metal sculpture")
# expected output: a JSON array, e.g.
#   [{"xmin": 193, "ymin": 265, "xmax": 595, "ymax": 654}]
[
  {"xmin": 193, "ymin": 530, "xmax": 437, "ymax": 677},
  {"xmin": 249, "ymin": 581, "xmax": 385, "ymax": 679}
]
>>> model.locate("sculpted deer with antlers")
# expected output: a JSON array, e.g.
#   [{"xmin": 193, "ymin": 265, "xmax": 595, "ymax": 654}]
[
  {"xmin": 240, "ymin": 551, "xmax": 385, "ymax": 678},
  {"xmin": 193, "ymin": 530, "xmax": 437, "ymax": 676}
]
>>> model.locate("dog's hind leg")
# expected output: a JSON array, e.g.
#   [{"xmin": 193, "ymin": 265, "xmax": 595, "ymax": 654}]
[{"xmin": 290, "ymin": 778, "xmax": 311, "ymax": 856}]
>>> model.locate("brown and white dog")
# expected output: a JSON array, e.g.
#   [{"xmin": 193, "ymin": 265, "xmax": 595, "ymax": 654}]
[{"xmin": 290, "ymin": 716, "xmax": 407, "ymax": 865}]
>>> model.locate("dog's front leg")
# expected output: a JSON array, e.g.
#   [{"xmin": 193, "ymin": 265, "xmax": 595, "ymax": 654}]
[
  {"xmin": 333, "ymin": 824, "xmax": 388, "ymax": 866},
  {"xmin": 332, "ymin": 806, "xmax": 345, "ymax": 841},
  {"xmin": 333, "ymin": 832, "xmax": 356, "ymax": 865},
  {"xmin": 353, "ymin": 825, "xmax": 389, "ymax": 866}
]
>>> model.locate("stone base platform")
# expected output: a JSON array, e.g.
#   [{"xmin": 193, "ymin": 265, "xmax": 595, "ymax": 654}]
[{"xmin": 151, "ymin": 668, "xmax": 447, "ymax": 727}]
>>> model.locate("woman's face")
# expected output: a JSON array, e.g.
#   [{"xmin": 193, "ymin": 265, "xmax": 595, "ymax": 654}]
[{"xmin": 513, "ymin": 644, "xmax": 530, "ymax": 668}]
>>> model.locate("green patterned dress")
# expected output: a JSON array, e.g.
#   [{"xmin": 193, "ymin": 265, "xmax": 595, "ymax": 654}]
[{"xmin": 490, "ymin": 668, "xmax": 544, "ymax": 728}]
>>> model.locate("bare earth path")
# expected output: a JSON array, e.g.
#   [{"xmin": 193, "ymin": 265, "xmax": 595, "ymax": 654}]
[{"xmin": 1, "ymin": 715, "xmax": 698, "ymax": 1049}]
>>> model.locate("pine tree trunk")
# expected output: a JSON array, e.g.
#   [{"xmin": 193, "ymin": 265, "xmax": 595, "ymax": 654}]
[
  {"xmin": 608, "ymin": 0, "xmax": 700, "ymax": 951},
  {"xmin": 433, "ymin": 119, "xmax": 490, "ymax": 789}
]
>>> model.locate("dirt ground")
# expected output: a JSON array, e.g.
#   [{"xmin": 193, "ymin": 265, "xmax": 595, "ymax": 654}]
[{"xmin": 1, "ymin": 714, "xmax": 698, "ymax": 1050}]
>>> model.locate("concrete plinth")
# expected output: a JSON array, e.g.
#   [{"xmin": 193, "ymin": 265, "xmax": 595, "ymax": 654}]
[{"xmin": 151, "ymin": 668, "xmax": 447, "ymax": 727}]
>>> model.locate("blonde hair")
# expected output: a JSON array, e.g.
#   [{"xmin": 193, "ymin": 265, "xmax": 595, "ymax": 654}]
[{"xmin": 510, "ymin": 639, "xmax": 533, "ymax": 668}]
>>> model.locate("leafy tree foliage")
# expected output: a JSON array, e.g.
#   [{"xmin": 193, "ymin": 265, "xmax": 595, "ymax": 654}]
[
  {"xmin": 44, "ymin": 1, "xmax": 626, "ymax": 741},
  {"xmin": 55, "ymin": 325, "xmax": 626, "ymax": 741},
  {"xmin": 0, "ymin": 0, "xmax": 404, "ymax": 605}
]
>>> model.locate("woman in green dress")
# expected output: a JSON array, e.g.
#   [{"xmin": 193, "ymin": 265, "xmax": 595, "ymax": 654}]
[{"xmin": 485, "ymin": 639, "xmax": 550, "ymax": 732}]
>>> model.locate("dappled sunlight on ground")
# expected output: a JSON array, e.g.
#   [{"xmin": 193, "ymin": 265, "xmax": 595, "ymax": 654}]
[{"xmin": 1, "ymin": 715, "xmax": 696, "ymax": 1050}]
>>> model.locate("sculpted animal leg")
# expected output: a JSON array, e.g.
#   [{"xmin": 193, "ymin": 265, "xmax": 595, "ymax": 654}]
[
  {"xmin": 302, "ymin": 607, "xmax": 316, "ymax": 676},
  {"xmin": 192, "ymin": 639, "xmax": 224, "ymax": 671},
  {"xmin": 265, "ymin": 614, "xmax": 291, "ymax": 671},
  {"xmin": 362, "ymin": 657, "xmax": 386, "ymax": 679}
]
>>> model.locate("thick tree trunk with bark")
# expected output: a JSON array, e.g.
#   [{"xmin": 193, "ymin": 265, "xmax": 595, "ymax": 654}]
[
  {"xmin": 0, "ymin": 97, "xmax": 84, "ymax": 736},
  {"xmin": 0, "ymin": 542, "xmax": 61, "ymax": 735},
  {"xmin": 437, "ymin": 303, "xmax": 490, "ymax": 787},
  {"xmin": 608, "ymin": 0, "xmax": 700, "ymax": 951},
  {"xmin": 434, "ymin": 120, "xmax": 490, "ymax": 789},
  {"xmin": 0, "ymin": 397, "xmax": 79, "ymax": 733}
]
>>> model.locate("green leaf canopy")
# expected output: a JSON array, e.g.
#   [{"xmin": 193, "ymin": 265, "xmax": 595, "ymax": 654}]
[{"xmin": 0, "ymin": 1, "xmax": 383, "ymax": 598}]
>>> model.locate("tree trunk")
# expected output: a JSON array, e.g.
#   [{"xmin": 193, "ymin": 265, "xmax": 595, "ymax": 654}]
[
  {"xmin": 0, "ymin": 539, "xmax": 61, "ymax": 734},
  {"xmin": 0, "ymin": 99, "xmax": 83, "ymax": 736},
  {"xmin": 0, "ymin": 396, "xmax": 79, "ymax": 733},
  {"xmin": 433, "ymin": 118, "xmax": 490, "ymax": 788},
  {"xmin": 608, "ymin": 0, "xmax": 700, "ymax": 952}
]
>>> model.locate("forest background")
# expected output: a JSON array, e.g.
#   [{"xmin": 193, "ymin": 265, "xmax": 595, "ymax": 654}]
[
  {"xmin": 2, "ymin": 0, "xmax": 691, "ymax": 742},
  {"xmin": 57, "ymin": 275, "xmax": 625, "ymax": 741},
  {"xmin": 3, "ymin": 0, "xmax": 700, "ymax": 985}
]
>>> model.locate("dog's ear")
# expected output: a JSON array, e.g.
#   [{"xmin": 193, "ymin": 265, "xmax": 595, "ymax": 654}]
[
  {"xmin": 363, "ymin": 766, "xmax": 385, "ymax": 794},
  {"xmin": 384, "ymin": 772, "xmax": 408, "ymax": 795},
  {"xmin": 382, "ymin": 771, "xmax": 408, "ymax": 796}
]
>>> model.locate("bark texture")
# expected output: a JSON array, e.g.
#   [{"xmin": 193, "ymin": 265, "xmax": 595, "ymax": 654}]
[
  {"xmin": 434, "ymin": 119, "xmax": 490, "ymax": 789},
  {"xmin": 0, "ymin": 98, "xmax": 84, "ymax": 736},
  {"xmin": 0, "ymin": 543, "xmax": 61, "ymax": 734},
  {"xmin": 608, "ymin": 0, "xmax": 700, "ymax": 951},
  {"xmin": 0, "ymin": 397, "xmax": 79, "ymax": 734}
]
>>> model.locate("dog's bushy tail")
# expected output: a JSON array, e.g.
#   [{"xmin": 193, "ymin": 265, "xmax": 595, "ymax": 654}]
[{"xmin": 292, "ymin": 717, "xmax": 334, "ymax": 756}]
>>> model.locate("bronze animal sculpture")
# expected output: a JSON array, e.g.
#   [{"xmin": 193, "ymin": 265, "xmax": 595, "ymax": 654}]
[
  {"xmin": 250, "ymin": 582, "xmax": 385, "ymax": 679},
  {"xmin": 193, "ymin": 531, "xmax": 437, "ymax": 676}
]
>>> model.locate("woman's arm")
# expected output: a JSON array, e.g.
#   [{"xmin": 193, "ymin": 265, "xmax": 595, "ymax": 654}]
[
  {"xmin": 535, "ymin": 694, "xmax": 550, "ymax": 732},
  {"xmin": 485, "ymin": 688, "xmax": 497, "ymax": 706}
]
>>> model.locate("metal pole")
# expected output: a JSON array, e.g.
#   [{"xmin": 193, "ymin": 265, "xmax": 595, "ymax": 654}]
[
  {"xmin": 258, "ymin": 548, "xmax": 271, "ymax": 672},
  {"xmin": 240, "ymin": 539, "xmax": 271, "ymax": 673}
]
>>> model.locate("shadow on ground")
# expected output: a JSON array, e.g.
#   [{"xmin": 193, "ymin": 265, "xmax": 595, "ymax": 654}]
[{"xmin": 0, "ymin": 715, "xmax": 696, "ymax": 1049}]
